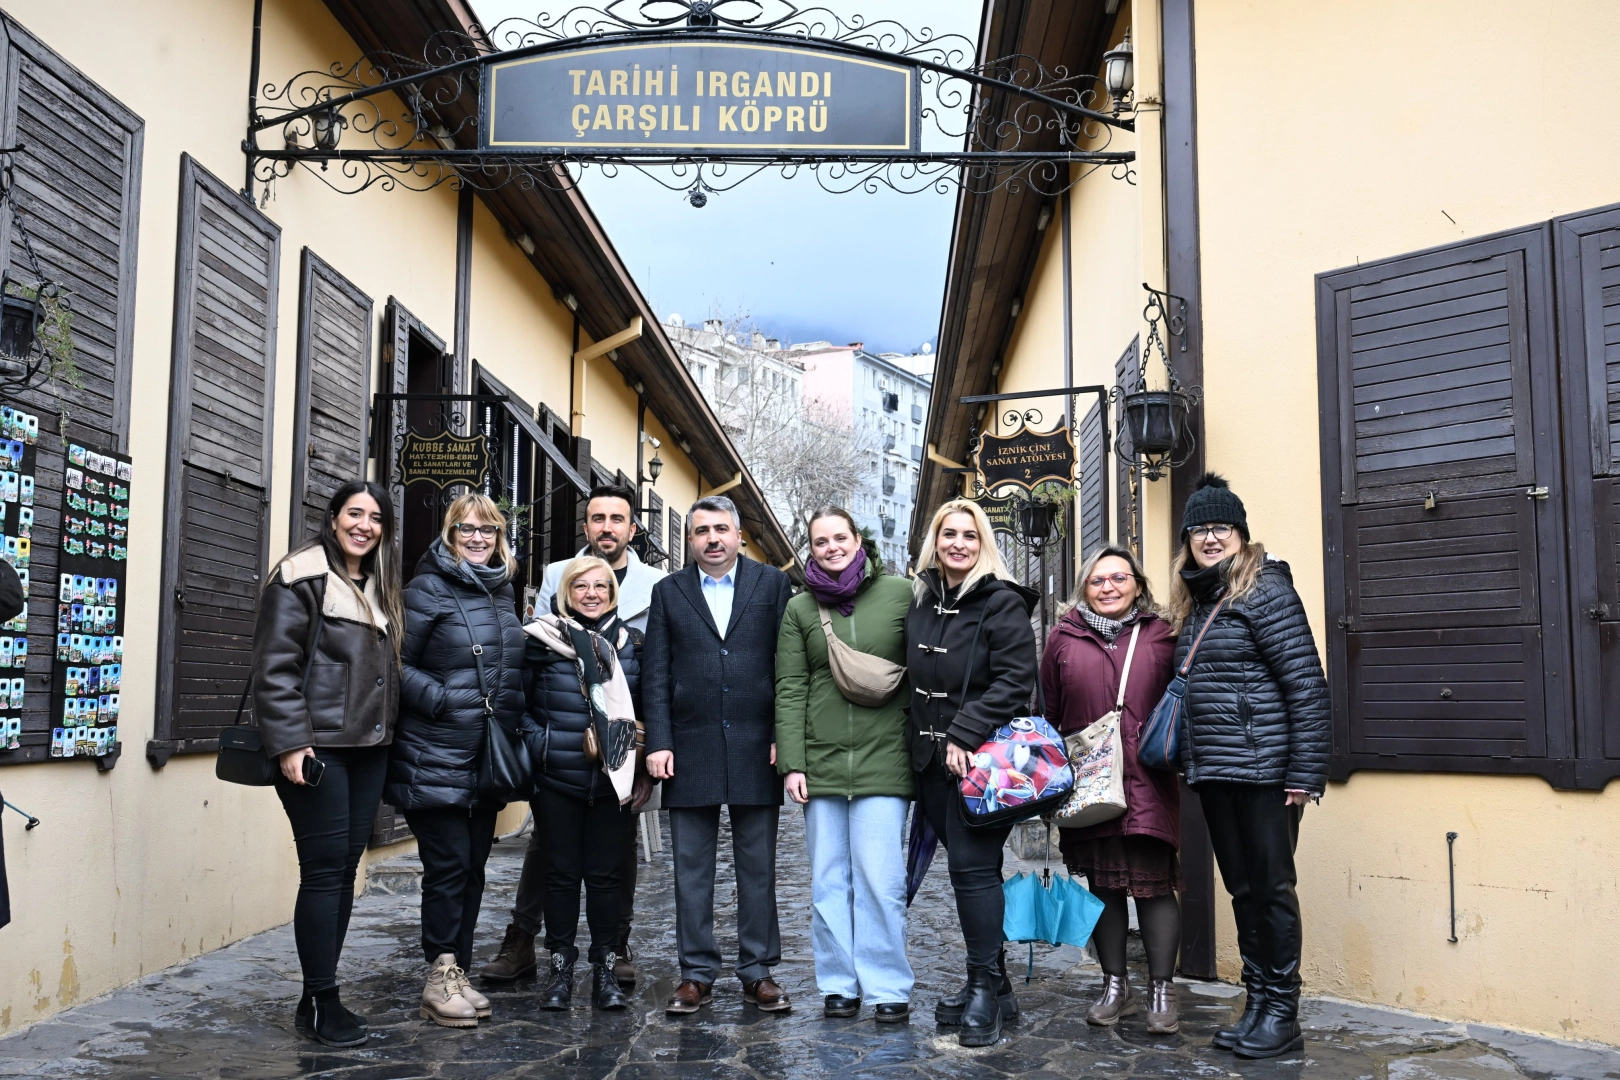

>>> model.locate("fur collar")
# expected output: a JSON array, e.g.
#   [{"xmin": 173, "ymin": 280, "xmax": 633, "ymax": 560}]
[{"xmin": 277, "ymin": 545, "xmax": 389, "ymax": 632}]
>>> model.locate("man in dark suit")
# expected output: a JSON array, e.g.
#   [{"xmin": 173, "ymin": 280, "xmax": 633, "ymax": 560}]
[{"xmin": 643, "ymin": 495, "xmax": 794, "ymax": 1015}]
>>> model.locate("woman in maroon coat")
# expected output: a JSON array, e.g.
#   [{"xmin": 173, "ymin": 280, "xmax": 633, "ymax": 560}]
[{"xmin": 1040, "ymin": 543, "xmax": 1181, "ymax": 1034}]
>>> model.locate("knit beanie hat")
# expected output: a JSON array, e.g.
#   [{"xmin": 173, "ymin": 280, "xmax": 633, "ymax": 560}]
[{"xmin": 1181, "ymin": 472, "xmax": 1249, "ymax": 541}]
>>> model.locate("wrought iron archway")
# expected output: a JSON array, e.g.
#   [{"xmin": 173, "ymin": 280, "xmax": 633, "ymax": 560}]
[{"xmin": 245, "ymin": 0, "xmax": 1136, "ymax": 206}]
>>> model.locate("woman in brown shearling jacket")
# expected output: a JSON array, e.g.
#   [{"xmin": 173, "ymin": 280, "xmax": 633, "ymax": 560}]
[{"xmin": 251, "ymin": 480, "xmax": 403, "ymax": 1048}]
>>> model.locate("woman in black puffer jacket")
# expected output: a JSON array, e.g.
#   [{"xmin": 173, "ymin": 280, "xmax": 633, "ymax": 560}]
[
  {"xmin": 1166, "ymin": 474, "xmax": 1329, "ymax": 1061},
  {"xmin": 525, "ymin": 555, "xmax": 642, "ymax": 1012},
  {"xmin": 385, "ymin": 494, "xmax": 526, "ymax": 1029}
]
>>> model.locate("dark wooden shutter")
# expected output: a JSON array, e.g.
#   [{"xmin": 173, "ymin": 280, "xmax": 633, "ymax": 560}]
[
  {"xmin": 1077, "ymin": 400, "xmax": 1105, "ymax": 558},
  {"xmin": 1554, "ymin": 204, "xmax": 1620, "ymax": 788},
  {"xmin": 152, "ymin": 156, "xmax": 280, "ymax": 757},
  {"xmin": 648, "ymin": 489, "xmax": 665, "ymax": 560},
  {"xmin": 1114, "ymin": 337, "xmax": 1140, "ymax": 551},
  {"xmin": 0, "ymin": 22, "xmax": 142, "ymax": 762},
  {"xmin": 290, "ymin": 250, "xmax": 372, "ymax": 545},
  {"xmin": 668, "ymin": 509, "xmax": 684, "ymax": 570},
  {"xmin": 1318, "ymin": 226, "xmax": 1572, "ymax": 783}
]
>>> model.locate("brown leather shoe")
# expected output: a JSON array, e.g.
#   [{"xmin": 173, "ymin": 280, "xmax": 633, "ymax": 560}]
[
  {"xmin": 665, "ymin": 980, "xmax": 713, "ymax": 1015},
  {"xmin": 478, "ymin": 923, "xmax": 536, "ymax": 982},
  {"xmin": 743, "ymin": 976, "xmax": 792, "ymax": 1013}
]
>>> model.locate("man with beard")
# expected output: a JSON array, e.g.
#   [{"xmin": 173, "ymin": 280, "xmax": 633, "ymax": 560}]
[
  {"xmin": 480, "ymin": 483, "xmax": 664, "ymax": 987},
  {"xmin": 644, "ymin": 496, "xmax": 794, "ymax": 1015}
]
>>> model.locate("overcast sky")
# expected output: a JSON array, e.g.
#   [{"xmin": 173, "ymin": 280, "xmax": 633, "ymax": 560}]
[{"xmin": 470, "ymin": 0, "xmax": 982, "ymax": 354}]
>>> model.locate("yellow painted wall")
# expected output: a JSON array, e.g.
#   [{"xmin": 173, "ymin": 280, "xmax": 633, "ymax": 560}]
[
  {"xmin": 1189, "ymin": 0, "xmax": 1620, "ymax": 1044},
  {"xmin": 0, "ymin": 0, "xmax": 667, "ymax": 1032}
]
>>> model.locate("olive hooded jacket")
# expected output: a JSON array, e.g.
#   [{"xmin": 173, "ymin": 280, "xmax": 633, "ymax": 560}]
[{"xmin": 773, "ymin": 557, "xmax": 914, "ymax": 799}]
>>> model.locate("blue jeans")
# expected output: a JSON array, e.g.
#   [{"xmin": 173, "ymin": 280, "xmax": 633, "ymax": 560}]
[{"xmin": 803, "ymin": 795, "xmax": 914, "ymax": 1004}]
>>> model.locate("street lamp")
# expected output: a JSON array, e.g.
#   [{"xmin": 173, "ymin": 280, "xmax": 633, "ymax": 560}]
[
  {"xmin": 312, "ymin": 107, "xmax": 346, "ymax": 151},
  {"xmin": 1103, "ymin": 30, "xmax": 1134, "ymax": 116},
  {"xmin": 648, "ymin": 450, "xmax": 663, "ymax": 484}
]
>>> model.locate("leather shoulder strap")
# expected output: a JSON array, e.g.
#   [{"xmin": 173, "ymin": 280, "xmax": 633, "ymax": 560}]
[{"xmin": 1178, "ymin": 595, "xmax": 1228, "ymax": 677}]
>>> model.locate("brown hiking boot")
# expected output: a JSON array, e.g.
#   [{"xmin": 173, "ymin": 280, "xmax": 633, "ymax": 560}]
[
  {"xmin": 419, "ymin": 953, "xmax": 479, "ymax": 1029},
  {"xmin": 612, "ymin": 933, "xmax": 637, "ymax": 989},
  {"xmin": 479, "ymin": 923, "xmax": 536, "ymax": 982}
]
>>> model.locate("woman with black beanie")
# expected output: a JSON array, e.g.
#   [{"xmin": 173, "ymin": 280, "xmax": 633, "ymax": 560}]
[{"xmin": 1164, "ymin": 474, "xmax": 1330, "ymax": 1060}]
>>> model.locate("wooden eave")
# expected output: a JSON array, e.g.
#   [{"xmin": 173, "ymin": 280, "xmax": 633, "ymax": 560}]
[
  {"xmin": 318, "ymin": 0, "xmax": 800, "ymax": 570},
  {"xmin": 910, "ymin": 0, "xmax": 1118, "ymax": 554}
]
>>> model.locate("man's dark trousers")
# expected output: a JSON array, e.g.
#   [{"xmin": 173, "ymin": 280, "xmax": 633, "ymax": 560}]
[{"xmin": 668, "ymin": 804, "xmax": 781, "ymax": 985}]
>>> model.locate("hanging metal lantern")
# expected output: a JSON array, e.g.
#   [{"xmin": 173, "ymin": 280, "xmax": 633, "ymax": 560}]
[
  {"xmin": 1018, "ymin": 497, "xmax": 1056, "ymax": 545},
  {"xmin": 0, "ymin": 271, "xmax": 42, "ymax": 361},
  {"xmin": 1112, "ymin": 284, "xmax": 1202, "ymax": 481}
]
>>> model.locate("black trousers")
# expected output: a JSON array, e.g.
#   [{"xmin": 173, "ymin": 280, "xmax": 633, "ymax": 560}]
[
  {"xmin": 274, "ymin": 745, "xmax": 388, "ymax": 994},
  {"xmin": 668, "ymin": 803, "xmax": 781, "ymax": 985},
  {"xmin": 403, "ymin": 806, "xmax": 499, "ymax": 968},
  {"xmin": 1197, "ymin": 783, "xmax": 1304, "ymax": 1012},
  {"xmin": 512, "ymin": 794, "xmax": 639, "ymax": 941},
  {"xmin": 916, "ymin": 763, "xmax": 1013, "ymax": 970},
  {"xmin": 535, "ymin": 785, "xmax": 631, "ymax": 963}
]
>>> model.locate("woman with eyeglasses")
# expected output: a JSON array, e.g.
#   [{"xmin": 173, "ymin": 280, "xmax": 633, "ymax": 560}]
[
  {"xmin": 385, "ymin": 494, "xmax": 527, "ymax": 1028},
  {"xmin": 525, "ymin": 555, "xmax": 643, "ymax": 1011},
  {"xmin": 1166, "ymin": 474, "xmax": 1329, "ymax": 1060},
  {"xmin": 1039, "ymin": 544, "xmax": 1181, "ymax": 1033}
]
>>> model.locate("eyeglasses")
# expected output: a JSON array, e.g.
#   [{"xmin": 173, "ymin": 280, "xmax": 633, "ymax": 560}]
[
  {"xmin": 1087, "ymin": 572, "xmax": 1136, "ymax": 588},
  {"xmin": 570, "ymin": 581, "xmax": 612, "ymax": 595},
  {"xmin": 454, "ymin": 523, "xmax": 500, "ymax": 538},
  {"xmin": 1189, "ymin": 524, "xmax": 1235, "ymax": 541}
]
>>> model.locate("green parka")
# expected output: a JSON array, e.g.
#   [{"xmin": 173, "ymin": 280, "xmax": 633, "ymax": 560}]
[{"xmin": 774, "ymin": 560, "xmax": 915, "ymax": 799}]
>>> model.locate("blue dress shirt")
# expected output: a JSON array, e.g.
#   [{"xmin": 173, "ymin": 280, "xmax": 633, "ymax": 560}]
[{"xmin": 700, "ymin": 567, "xmax": 736, "ymax": 639}]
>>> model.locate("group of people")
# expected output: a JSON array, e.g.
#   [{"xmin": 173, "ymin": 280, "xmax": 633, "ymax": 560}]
[{"xmin": 250, "ymin": 468, "xmax": 1329, "ymax": 1061}]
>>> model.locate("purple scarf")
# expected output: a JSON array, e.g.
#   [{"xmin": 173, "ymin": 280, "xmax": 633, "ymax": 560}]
[{"xmin": 805, "ymin": 545, "xmax": 867, "ymax": 616}]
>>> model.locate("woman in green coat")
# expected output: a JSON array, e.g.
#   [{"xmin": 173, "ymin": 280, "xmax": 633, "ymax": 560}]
[{"xmin": 776, "ymin": 506, "xmax": 915, "ymax": 1024}]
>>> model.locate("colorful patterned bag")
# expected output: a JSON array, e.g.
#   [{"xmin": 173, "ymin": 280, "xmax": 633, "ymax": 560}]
[
  {"xmin": 959, "ymin": 716, "xmax": 1075, "ymax": 828},
  {"xmin": 1055, "ymin": 624, "xmax": 1138, "ymax": 827}
]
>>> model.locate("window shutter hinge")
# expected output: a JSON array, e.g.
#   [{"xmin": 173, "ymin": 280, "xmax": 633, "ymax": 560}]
[{"xmin": 1527, "ymin": 486, "xmax": 1550, "ymax": 500}]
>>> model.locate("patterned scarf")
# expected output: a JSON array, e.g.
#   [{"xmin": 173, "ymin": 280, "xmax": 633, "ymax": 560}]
[{"xmin": 1078, "ymin": 604, "xmax": 1142, "ymax": 642}]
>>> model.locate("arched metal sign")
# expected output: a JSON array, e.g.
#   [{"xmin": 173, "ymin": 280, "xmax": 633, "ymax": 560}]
[{"xmin": 246, "ymin": 0, "xmax": 1137, "ymax": 205}]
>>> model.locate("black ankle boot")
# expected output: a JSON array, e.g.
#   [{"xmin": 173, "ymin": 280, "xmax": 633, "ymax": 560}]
[
  {"xmin": 936, "ymin": 951, "xmax": 1018, "ymax": 1025},
  {"xmin": 956, "ymin": 966, "xmax": 1002, "ymax": 1048},
  {"xmin": 1234, "ymin": 1007, "xmax": 1303, "ymax": 1059},
  {"xmin": 592, "ymin": 954, "xmax": 628, "ymax": 1010},
  {"xmin": 541, "ymin": 951, "xmax": 576, "ymax": 1011},
  {"xmin": 302, "ymin": 987, "xmax": 367, "ymax": 1047},
  {"xmin": 1213, "ymin": 987, "xmax": 1266, "ymax": 1050}
]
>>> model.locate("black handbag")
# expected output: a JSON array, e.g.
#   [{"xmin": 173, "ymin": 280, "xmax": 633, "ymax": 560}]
[
  {"xmin": 216, "ymin": 613, "xmax": 324, "ymax": 787},
  {"xmin": 446, "ymin": 585, "xmax": 532, "ymax": 802}
]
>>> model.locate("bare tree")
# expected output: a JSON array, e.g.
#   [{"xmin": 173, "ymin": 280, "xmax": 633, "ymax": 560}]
[{"xmin": 668, "ymin": 309, "xmax": 876, "ymax": 553}]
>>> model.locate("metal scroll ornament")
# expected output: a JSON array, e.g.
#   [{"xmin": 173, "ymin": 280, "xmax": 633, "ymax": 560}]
[
  {"xmin": 397, "ymin": 430, "xmax": 491, "ymax": 489},
  {"xmin": 975, "ymin": 420, "xmax": 1076, "ymax": 494}
]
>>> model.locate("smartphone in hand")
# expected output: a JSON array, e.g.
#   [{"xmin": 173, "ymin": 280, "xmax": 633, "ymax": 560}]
[{"xmin": 301, "ymin": 754, "xmax": 326, "ymax": 787}]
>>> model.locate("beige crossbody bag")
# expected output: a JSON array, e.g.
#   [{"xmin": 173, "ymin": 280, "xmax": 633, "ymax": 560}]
[{"xmin": 817, "ymin": 604, "xmax": 907, "ymax": 707}]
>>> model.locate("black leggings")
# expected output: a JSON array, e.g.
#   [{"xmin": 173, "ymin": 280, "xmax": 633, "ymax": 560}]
[
  {"xmin": 403, "ymin": 806, "xmax": 499, "ymax": 968},
  {"xmin": 916, "ymin": 762, "xmax": 1013, "ymax": 970},
  {"xmin": 535, "ymin": 785, "xmax": 630, "ymax": 963},
  {"xmin": 1091, "ymin": 890, "xmax": 1181, "ymax": 982},
  {"xmin": 275, "ymin": 745, "xmax": 388, "ymax": 995},
  {"xmin": 1198, "ymin": 783, "xmax": 1304, "ymax": 1005}
]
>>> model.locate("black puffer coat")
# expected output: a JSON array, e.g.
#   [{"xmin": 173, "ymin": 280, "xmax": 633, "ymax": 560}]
[
  {"xmin": 384, "ymin": 543, "xmax": 527, "ymax": 811},
  {"xmin": 905, "ymin": 570, "xmax": 1039, "ymax": 771},
  {"xmin": 527, "ymin": 610, "xmax": 642, "ymax": 801},
  {"xmin": 1175, "ymin": 557, "xmax": 1331, "ymax": 796}
]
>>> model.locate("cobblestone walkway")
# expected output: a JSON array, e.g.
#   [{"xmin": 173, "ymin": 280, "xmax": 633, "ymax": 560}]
[{"xmin": 1, "ymin": 809, "xmax": 1616, "ymax": 1079}]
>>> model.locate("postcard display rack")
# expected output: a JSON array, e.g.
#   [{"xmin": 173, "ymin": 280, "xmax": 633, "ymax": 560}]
[
  {"xmin": 0, "ymin": 407, "xmax": 43, "ymax": 752},
  {"xmin": 50, "ymin": 442, "xmax": 131, "ymax": 758}
]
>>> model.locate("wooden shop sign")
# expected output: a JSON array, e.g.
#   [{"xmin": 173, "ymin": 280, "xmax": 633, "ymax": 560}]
[
  {"xmin": 397, "ymin": 431, "xmax": 490, "ymax": 489},
  {"xmin": 976, "ymin": 421, "xmax": 1075, "ymax": 493}
]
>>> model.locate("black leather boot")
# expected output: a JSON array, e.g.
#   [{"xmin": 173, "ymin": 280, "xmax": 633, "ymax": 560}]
[
  {"xmin": 540, "ymin": 950, "xmax": 577, "ymax": 1011},
  {"xmin": 1212, "ymin": 954, "xmax": 1266, "ymax": 1050},
  {"xmin": 956, "ymin": 966, "xmax": 1002, "ymax": 1048},
  {"xmin": 935, "ymin": 950, "xmax": 1018, "ymax": 1025},
  {"xmin": 592, "ymin": 954, "xmax": 628, "ymax": 1010},
  {"xmin": 1234, "ymin": 799, "xmax": 1305, "ymax": 1060},
  {"xmin": 301, "ymin": 987, "xmax": 367, "ymax": 1046}
]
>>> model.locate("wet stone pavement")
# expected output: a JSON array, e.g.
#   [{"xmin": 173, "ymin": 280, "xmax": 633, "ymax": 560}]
[{"xmin": 2, "ymin": 810, "xmax": 1617, "ymax": 1080}]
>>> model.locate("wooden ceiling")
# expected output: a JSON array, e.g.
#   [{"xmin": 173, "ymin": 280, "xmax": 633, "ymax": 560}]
[
  {"xmin": 911, "ymin": 0, "xmax": 1120, "ymax": 552},
  {"xmin": 318, "ymin": 0, "xmax": 798, "ymax": 568}
]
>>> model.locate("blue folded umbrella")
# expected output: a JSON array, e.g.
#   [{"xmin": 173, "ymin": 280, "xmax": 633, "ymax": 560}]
[{"xmin": 1003, "ymin": 870, "xmax": 1105, "ymax": 948}]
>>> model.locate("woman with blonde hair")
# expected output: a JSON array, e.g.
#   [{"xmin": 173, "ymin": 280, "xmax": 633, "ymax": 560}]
[
  {"xmin": 1167, "ymin": 474, "xmax": 1329, "ymax": 1059},
  {"xmin": 1040, "ymin": 543, "xmax": 1181, "ymax": 1032},
  {"xmin": 525, "ymin": 555, "xmax": 644, "ymax": 1011},
  {"xmin": 905, "ymin": 498, "xmax": 1037, "ymax": 1047},
  {"xmin": 385, "ymin": 493, "xmax": 527, "ymax": 1028}
]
